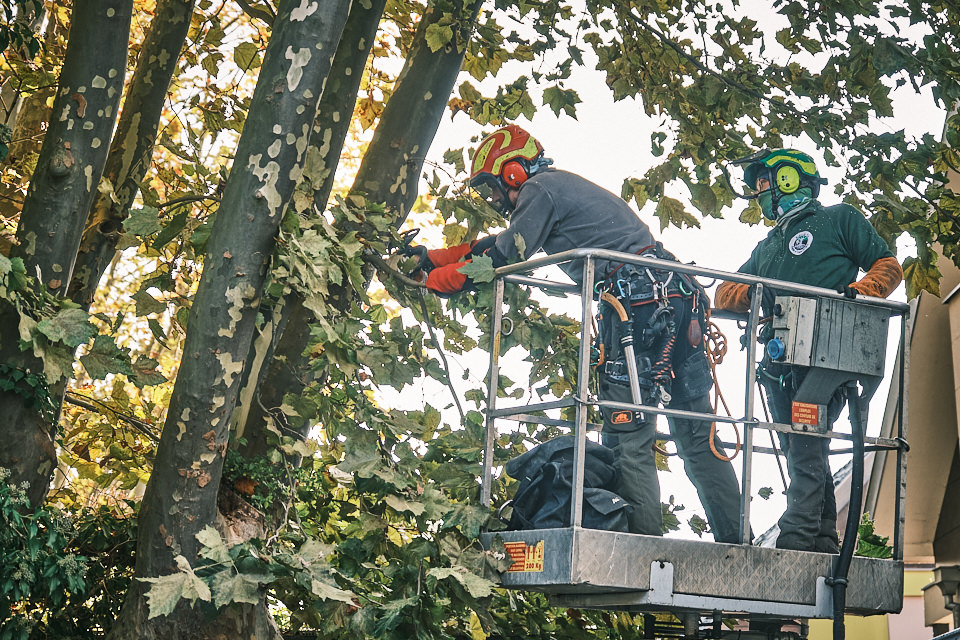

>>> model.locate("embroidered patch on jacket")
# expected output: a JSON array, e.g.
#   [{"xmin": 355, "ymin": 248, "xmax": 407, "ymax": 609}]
[
  {"xmin": 611, "ymin": 410, "xmax": 633, "ymax": 425},
  {"xmin": 789, "ymin": 231, "xmax": 813, "ymax": 255}
]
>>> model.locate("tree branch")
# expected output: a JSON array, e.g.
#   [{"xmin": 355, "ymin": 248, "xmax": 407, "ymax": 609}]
[
  {"xmin": 623, "ymin": 9, "xmax": 807, "ymax": 121},
  {"xmin": 64, "ymin": 391, "xmax": 160, "ymax": 442}
]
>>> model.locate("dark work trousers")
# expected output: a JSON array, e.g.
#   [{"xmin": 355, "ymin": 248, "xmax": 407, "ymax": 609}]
[
  {"xmin": 760, "ymin": 361, "xmax": 844, "ymax": 553},
  {"xmin": 598, "ymin": 293, "xmax": 743, "ymax": 543}
]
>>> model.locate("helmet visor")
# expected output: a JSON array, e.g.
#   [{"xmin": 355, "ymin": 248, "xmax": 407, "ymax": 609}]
[{"xmin": 470, "ymin": 175, "xmax": 512, "ymax": 213}]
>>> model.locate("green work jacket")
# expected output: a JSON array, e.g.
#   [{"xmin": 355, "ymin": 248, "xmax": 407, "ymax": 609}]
[{"xmin": 736, "ymin": 200, "xmax": 894, "ymax": 302}]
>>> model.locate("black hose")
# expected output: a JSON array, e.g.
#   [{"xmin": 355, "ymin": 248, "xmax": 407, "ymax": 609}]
[{"xmin": 831, "ymin": 381, "xmax": 865, "ymax": 640}]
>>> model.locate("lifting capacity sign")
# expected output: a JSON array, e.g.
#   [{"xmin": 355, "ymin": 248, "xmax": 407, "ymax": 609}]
[
  {"xmin": 791, "ymin": 401, "xmax": 820, "ymax": 426},
  {"xmin": 504, "ymin": 540, "xmax": 544, "ymax": 572}
]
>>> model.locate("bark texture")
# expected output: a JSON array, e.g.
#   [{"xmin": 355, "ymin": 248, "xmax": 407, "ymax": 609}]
[
  {"xmin": 68, "ymin": 0, "xmax": 197, "ymax": 307},
  {"xmin": 0, "ymin": 0, "xmax": 133, "ymax": 508},
  {"xmin": 108, "ymin": 2, "xmax": 350, "ymax": 636},
  {"xmin": 232, "ymin": 0, "xmax": 388, "ymax": 458},
  {"xmin": 232, "ymin": 0, "xmax": 480, "ymax": 471},
  {"xmin": 13, "ymin": 0, "xmax": 132, "ymax": 290},
  {"xmin": 349, "ymin": 0, "xmax": 482, "ymax": 214},
  {"xmin": 232, "ymin": 0, "xmax": 481, "ymax": 476}
]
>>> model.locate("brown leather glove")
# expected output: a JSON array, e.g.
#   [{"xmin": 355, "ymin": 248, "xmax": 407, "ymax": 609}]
[
  {"xmin": 714, "ymin": 281, "xmax": 751, "ymax": 313},
  {"xmin": 848, "ymin": 256, "xmax": 902, "ymax": 299}
]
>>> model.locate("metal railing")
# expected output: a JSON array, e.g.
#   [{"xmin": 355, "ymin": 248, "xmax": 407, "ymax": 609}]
[{"xmin": 480, "ymin": 247, "xmax": 910, "ymax": 555}]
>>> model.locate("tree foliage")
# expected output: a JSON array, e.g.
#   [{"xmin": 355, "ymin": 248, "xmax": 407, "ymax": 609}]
[{"xmin": 0, "ymin": 0, "xmax": 956, "ymax": 639}]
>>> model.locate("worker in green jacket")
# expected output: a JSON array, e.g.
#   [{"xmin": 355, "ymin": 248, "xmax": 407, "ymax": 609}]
[{"xmin": 715, "ymin": 148, "xmax": 903, "ymax": 552}]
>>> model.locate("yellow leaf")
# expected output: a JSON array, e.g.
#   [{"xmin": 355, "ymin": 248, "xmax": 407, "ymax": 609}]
[{"xmin": 470, "ymin": 611, "xmax": 487, "ymax": 640}]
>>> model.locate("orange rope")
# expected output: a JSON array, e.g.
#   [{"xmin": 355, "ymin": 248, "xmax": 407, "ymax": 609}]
[{"xmin": 705, "ymin": 320, "xmax": 741, "ymax": 462}]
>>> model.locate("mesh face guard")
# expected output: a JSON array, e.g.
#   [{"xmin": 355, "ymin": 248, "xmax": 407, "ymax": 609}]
[
  {"xmin": 742, "ymin": 148, "xmax": 826, "ymax": 196},
  {"xmin": 470, "ymin": 173, "xmax": 513, "ymax": 213},
  {"xmin": 723, "ymin": 148, "xmax": 827, "ymax": 200}
]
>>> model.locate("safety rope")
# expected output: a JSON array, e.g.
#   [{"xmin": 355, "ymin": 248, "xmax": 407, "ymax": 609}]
[{"xmin": 705, "ymin": 320, "xmax": 742, "ymax": 462}]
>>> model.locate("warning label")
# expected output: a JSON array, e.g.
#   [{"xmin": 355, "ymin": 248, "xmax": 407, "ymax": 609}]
[
  {"xmin": 792, "ymin": 401, "xmax": 819, "ymax": 426},
  {"xmin": 504, "ymin": 540, "xmax": 544, "ymax": 573}
]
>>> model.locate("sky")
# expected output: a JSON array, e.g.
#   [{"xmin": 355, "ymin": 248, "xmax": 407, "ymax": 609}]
[{"xmin": 377, "ymin": 7, "xmax": 946, "ymax": 541}]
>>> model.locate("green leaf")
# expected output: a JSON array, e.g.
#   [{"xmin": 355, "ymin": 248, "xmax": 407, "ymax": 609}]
[
  {"xmin": 80, "ymin": 335, "xmax": 134, "ymax": 379},
  {"xmin": 542, "ymin": 85, "xmax": 581, "ymax": 118},
  {"xmin": 855, "ymin": 513, "xmax": 892, "ymax": 558},
  {"xmin": 902, "ymin": 255, "xmax": 941, "ymax": 299},
  {"xmin": 36, "ymin": 308, "xmax": 95, "ymax": 347},
  {"xmin": 196, "ymin": 525, "xmax": 231, "ymax": 564},
  {"xmin": 739, "ymin": 199, "xmax": 762, "ymax": 225},
  {"xmin": 458, "ymin": 255, "xmax": 495, "ymax": 284},
  {"xmin": 384, "ymin": 493, "xmax": 426, "ymax": 516},
  {"xmin": 443, "ymin": 503, "xmax": 489, "ymax": 538},
  {"xmin": 153, "ymin": 211, "xmax": 189, "ymax": 249},
  {"xmin": 134, "ymin": 288, "xmax": 167, "ymax": 316},
  {"xmin": 425, "ymin": 23, "xmax": 454, "ymax": 53},
  {"xmin": 210, "ymin": 570, "xmax": 267, "ymax": 608},
  {"xmin": 427, "ymin": 566, "xmax": 496, "ymax": 598},
  {"xmin": 621, "ymin": 178, "xmax": 649, "ymax": 209},
  {"xmin": 337, "ymin": 445, "xmax": 382, "ymax": 478},
  {"xmin": 688, "ymin": 513, "xmax": 708, "ymax": 538},
  {"xmin": 686, "ymin": 181, "xmax": 718, "ymax": 217},
  {"xmin": 138, "ymin": 556, "xmax": 212, "ymax": 619},
  {"xmin": 513, "ymin": 234, "xmax": 527, "ymax": 261},
  {"xmin": 757, "ymin": 486, "xmax": 774, "ymax": 500},
  {"xmin": 234, "ymin": 42, "xmax": 261, "ymax": 71},
  {"xmin": 654, "ymin": 196, "xmax": 700, "ymax": 231},
  {"xmin": 201, "ymin": 52, "xmax": 224, "ymax": 77},
  {"xmin": 308, "ymin": 576, "xmax": 357, "ymax": 603},
  {"xmin": 125, "ymin": 206, "xmax": 162, "ymax": 236}
]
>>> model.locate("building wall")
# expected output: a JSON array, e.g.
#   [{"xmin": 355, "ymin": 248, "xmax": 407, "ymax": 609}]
[
  {"xmin": 935, "ymin": 446, "xmax": 960, "ymax": 563},
  {"xmin": 808, "ymin": 569, "xmax": 934, "ymax": 640}
]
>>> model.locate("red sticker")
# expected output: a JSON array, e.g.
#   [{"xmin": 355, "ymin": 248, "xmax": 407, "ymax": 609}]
[
  {"xmin": 792, "ymin": 402, "xmax": 819, "ymax": 426},
  {"xmin": 611, "ymin": 410, "xmax": 633, "ymax": 425}
]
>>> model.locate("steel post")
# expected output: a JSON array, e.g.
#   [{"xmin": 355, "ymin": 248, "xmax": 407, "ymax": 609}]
[
  {"xmin": 895, "ymin": 308, "xmax": 911, "ymax": 561},
  {"xmin": 740, "ymin": 282, "xmax": 764, "ymax": 544},
  {"xmin": 481, "ymin": 276, "xmax": 506, "ymax": 508},
  {"xmin": 569, "ymin": 258, "xmax": 595, "ymax": 527}
]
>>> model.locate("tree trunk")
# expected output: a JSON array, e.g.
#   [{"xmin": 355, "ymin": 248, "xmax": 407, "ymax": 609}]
[
  {"xmin": 0, "ymin": 0, "xmax": 133, "ymax": 508},
  {"xmin": 13, "ymin": 0, "xmax": 132, "ymax": 291},
  {"xmin": 108, "ymin": 2, "xmax": 350, "ymax": 636},
  {"xmin": 68, "ymin": 0, "xmax": 197, "ymax": 307},
  {"xmin": 231, "ymin": 0, "xmax": 480, "ymax": 470},
  {"xmin": 348, "ymin": 0, "xmax": 482, "ymax": 214},
  {"xmin": 231, "ymin": 0, "xmax": 388, "ymax": 460}
]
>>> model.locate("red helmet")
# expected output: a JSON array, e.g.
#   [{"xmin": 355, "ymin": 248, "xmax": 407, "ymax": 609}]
[
  {"xmin": 470, "ymin": 125, "xmax": 544, "ymax": 189},
  {"xmin": 469, "ymin": 126, "xmax": 544, "ymax": 212}
]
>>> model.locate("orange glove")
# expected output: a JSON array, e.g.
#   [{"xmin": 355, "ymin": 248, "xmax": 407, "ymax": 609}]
[
  {"xmin": 714, "ymin": 281, "xmax": 751, "ymax": 313},
  {"xmin": 848, "ymin": 256, "xmax": 902, "ymax": 299},
  {"xmin": 427, "ymin": 242, "xmax": 473, "ymax": 268},
  {"xmin": 425, "ymin": 261, "xmax": 469, "ymax": 295}
]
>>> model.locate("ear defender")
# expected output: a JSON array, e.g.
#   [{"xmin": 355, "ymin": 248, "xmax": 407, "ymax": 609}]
[
  {"xmin": 776, "ymin": 164, "xmax": 801, "ymax": 194},
  {"xmin": 501, "ymin": 160, "xmax": 528, "ymax": 188}
]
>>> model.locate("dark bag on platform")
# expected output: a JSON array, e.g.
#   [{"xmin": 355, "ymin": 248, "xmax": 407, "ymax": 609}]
[{"xmin": 503, "ymin": 436, "xmax": 631, "ymax": 532}]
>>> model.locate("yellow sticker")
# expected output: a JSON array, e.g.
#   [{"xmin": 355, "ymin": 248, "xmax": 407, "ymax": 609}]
[
  {"xmin": 504, "ymin": 540, "xmax": 544, "ymax": 572},
  {"xmin": 493, "ymin": 331, "xmax": 501, "ymax": 363}
]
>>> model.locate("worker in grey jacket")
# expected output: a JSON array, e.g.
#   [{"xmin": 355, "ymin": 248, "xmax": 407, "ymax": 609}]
[{"xmin": 411, "ymin": 125, "xmax": 744, "ymax": 542}]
